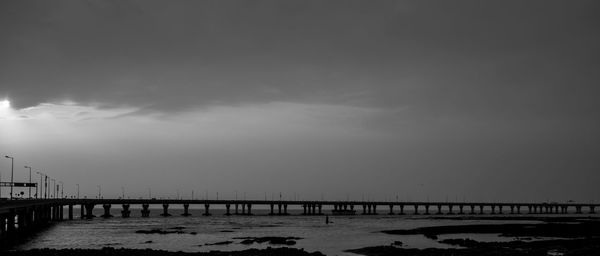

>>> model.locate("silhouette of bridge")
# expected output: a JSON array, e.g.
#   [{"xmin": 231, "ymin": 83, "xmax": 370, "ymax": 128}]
[{"xmin": 1, "ymin": 198, "xmax": 598, "ymax": 242}]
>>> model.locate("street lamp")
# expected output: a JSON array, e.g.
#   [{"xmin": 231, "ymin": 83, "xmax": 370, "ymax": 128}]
[
  {"xmin": 36, "ymin": 171, "xmax": 44, "ymax": 199},
  {"xmin": 51, "ymin": 178, "xmax": 56, "ymax": 199},
  {"xmin": 59, "ymin": 181, "xmax": 64, "ymax": 198},
  {"xmin": 24, "ymin": 166, "xmax": 32, "ymax": 199},
  {"xmin": 5, "ymin": 156, "xmax": 14, "ymax": 199}
]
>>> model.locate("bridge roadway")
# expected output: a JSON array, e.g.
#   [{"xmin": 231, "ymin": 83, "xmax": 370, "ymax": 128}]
[{"xmin": 1, "ymin": 199, "xmax": 599, "ymax": 241}]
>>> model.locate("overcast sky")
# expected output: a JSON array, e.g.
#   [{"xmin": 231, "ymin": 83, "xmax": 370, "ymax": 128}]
[{"xmin": 1, "ymin": 0, "xmax": 599, "ymax": 202}]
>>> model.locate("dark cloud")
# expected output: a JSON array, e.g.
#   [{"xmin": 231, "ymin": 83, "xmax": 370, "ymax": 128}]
[{"xmin": 1, "ymin": 0, "xmax": 599, "ymax": 121}]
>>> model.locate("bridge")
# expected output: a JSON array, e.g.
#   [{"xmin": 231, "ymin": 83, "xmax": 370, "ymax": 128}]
[{"xmin": 1, "ymin": 198, "xmax": 598, "ymax": 243}]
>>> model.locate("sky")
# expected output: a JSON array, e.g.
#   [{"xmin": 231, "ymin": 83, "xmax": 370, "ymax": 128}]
[{"xmin": 1, "ymin": 0, "xmax": 599, "ymax": 202}]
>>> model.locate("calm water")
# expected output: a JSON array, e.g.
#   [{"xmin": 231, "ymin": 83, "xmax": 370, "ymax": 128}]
[{"xmin": 16, "ymin": 207, "xmax": 559, "ymax": 256}]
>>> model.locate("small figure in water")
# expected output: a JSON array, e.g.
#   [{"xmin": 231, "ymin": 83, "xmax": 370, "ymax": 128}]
[{"xmin": 326, "ymin": 215, "xmax": 329, "ymax": 224}]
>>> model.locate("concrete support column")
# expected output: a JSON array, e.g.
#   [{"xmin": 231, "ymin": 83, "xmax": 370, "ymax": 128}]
[
  {"xmin": 141, "ymin": 204, "xmax": 150, "ymax": 217},
  {"xmin": 235, "ymin": 204, "xmax": 239, "ymax": 215},
  {"xmin": 81, "ymin": 204, "xmax": 85, "ymax": 219},
  {"xmin": 182, "ymin": 204, "xmax": 191, "ymax": 216},
  {"xmin": 413, "ymin": 205, "xmax": 419, "ymax": 214},
  {"xmin": 17, "ymin": 209, "xmax": 26, "ymax": 231},
  {"xmin": 247, "ymin": 204, "xmax": 252, "ymax": 215},
  {"xmin": 102, "ymin": 204, "xmax": 113, "ymax": 218},
  {"xmin": 367, "ymin": 204, "xmax": 372, "ymax": 215},
  {"xmin": 576, "ymin": 206, "xmax": 582, "ymax": 214},
  {"xmin": 303, "ymin": 204, "xmax": 307, "ymax": 215},
  {"xmin": 311, "ymin": 204, "xmax": 316, "ymax": 215},
  {"xmin": 203, "ymin": 204, "xmax": 211, "ymax": 216},
  {"xmin": 225, "ymin": 204, "xmax": 231, "ymax": 216},
  {"xmin": 242, "ymin": 204, "xmax": 246, "ymax": 215},
  {"xmin": 470, "ymin": 205, "xmax": 475, "ymax": 214},
  {"xmin": 362, "ymin": 204, "xmax": 367, "ymax": 215},
  {"xmin": 7, "ymin": 209, "xmax": 16, "ymax": 234},
  {"xmin": 68, "ymin": 205, "xmax": 74, "ymax": 220},
  {"xmin": 555, "ymin": 206, "xmax": 559, "ymax": 214},
  {"xmin": 498, "ymin": 205, "xmax": 503, "ymax": 214},
  {"xmin": 372, "ymin": 204, "xmax": 377, "ymax": 215},
  {"xmin": 284, "ymin": 204, "xmax": 288, "ymax": 215},
  {"xmin": 334, "ymin": 204, "xmax": 338, "ymax": 211},
  {"xmin": 0, "ymin": 215, "xmax": 6, "ymax": 237},
  {"xmin": 425, "ymin": 205, "xmax": 430, "ymax": 215},
  {"xmin": 388, "ymin": 205, "xmax": 394, "ymax": 215},
  {"xmin": 278, "ymin": 204, "xmax": 282, "ymax": 215},
  {"xmin": 318, "ymin": 204, "xmax": 322, "ymax": 215},
  {"xmin": 399, "ymin": 205, "xmax": 404, "ymax": 215},
  {"xmin": 121, "ymin": 204, "xmax": 131, "ymax": 218},
  {"xmin": 458, "ymin": 205, "xmax": 464, "ymax": 214},
  {"xmin": 491, "ymin": 205, "xmax": 496, "ymax": 214},
  {"xmin": 510, "ymin": 205, "xmax": 515, "ymax": 214},
  {"xmin": 436, "ymin": 205, "xmax": 442, "ymax": 215},
  {"xmin": 269, "ymin": 204, "xmax": 274, "ymax": 215},
  {"xmin": 447, "ymin": 205, "xmax": 454, "ymax": 215},
  {"xmin": 161, "ymin": 204, "xmax": 171, "ymax": 217},
  {"xmin": 59, "ymin": 205, "xmax": 64, "ymax": 220},
  {"xmin": 479, "ymin": 205, "xmax": 484, "ymax": 214},
  {"xmin": 84, "ymin": 204, "xmax": 95, "ymax": 219},
  {"xmin": 350, "ymin": 204, "xmax": 354, "ymax": 213},
  {"xmin": 590, "ymin": 206, "xmax": 595, "ymax": 214}
]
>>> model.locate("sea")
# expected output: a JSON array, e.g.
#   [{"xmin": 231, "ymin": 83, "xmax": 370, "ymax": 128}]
[{"xmin": 14, "ymin": 206, "xmax": 570, "ymax": 256}]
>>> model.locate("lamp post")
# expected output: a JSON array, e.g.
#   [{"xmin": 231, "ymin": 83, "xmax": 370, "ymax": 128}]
[
  {"xmin": 36, "ymin": 171, "xmax": 44, "ymax": 199},
  {"xmin": 59, "ymin": 181, "xmax": 64, "ymax": 198},
  {"xmin": 24, "ymin": 166, "xmax": 32, "ymax": 199},
  {"xmin": 5, "ymin": 155, "xmax": 14, "ymax": 199},
  {"xmin": 51, "ymin": 179, "xmax": 55, "ymax": 199}
]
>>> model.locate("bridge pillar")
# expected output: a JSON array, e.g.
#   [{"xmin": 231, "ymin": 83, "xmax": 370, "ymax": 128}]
[
  {"xmin": 59, "ymin": 205, "xmax": 64, "ymax": 220},
  {"xmin": 388, "ymin": 205, "xmax": 394, "ymax": 215},
  {"xmin": 470, "ymin": 205, "xmax": 475, "ymax": 214},
  {"xmin": 490, "ymin": 205, "xmax": 496, "ymax": 214},
  {"xmin": 242, "ymin": 204, "xmax": 246, "ymax": 215},
  {"xmin": 68, "ymin": 205, "xmax": 73, "ymax": 220},
  {"xmin": 102, "ymin": 204, "xmax": 113, "ymax": 218},
  {"xmin": 458, "ymin": 205, "xmax": 464, "ymax": 214},
  {"xmin": 235, "ymin": 204, "xmax": 239, "ymax": 215},
  {"xmin": 479, "ymin": 205, "xmax": 484, "ymax": 214},
  {"xmin": 121, "ymin": 204, "xmax": 131, "ymax": 218},
  {"xmin": 510, "ymin": 205, "xmax": 514, "ymax": 214},
  {"xmin": 528, "ymin": 205, "xmax": 532, "ymax": 214},
  {"xmin": 436, "ymin": 205, "xmax": 442, "ymax": 215},
  {"xmin": 555, "ymin": 206, "xmax": 559, "ymax": 214},
  {"xmin": 84, "ymin": 204, "xmax": 95, "ymax": 219},
  {"xmin": 350, "ymin": 204, "xmax": 355, "ymax": 213},
  {"xmin": 447, "ymin": 205, "xmax": 454, "ymax": 215},
  {"xmin": 498, "ymin": 205, "xmax": 502, "ymax": 214},
  {"xmin": 17, "ymin": 209, "xmax": 27, "ymax": 231},
  {"xmin": 269, "ymin": 204, "xmax": 274, "ymax": 215},
  {"xmin": 303, "ymin": 204, "xmax": 307, "ymax": 215},
  {"xmin": 562, "ymin": 206, "xmax": 568, "ymax": 214},
  {"xmin": 203, "ymin": 204, "xmax": 211, "ymax": 216},
  {"xmin": 284, "ymin": 204, "xmax": 288, "ymax": 215},
  {"xmin": 278, "ymin": 204, "xmax": 282, "ymax": 215},
  {"xmin": 225, "ymin": 204, "xmax": 231, "ymax": 216},
  {"xmin": 576, "ymin": 206, "xmax": 582, "ymax": 214},
  {"xmin": 182, "ymin": 204, "xmax": 191, "ymax": 216},
  {"xmin": 413, "ymin": 205, "xmax": 419, "ymax": 215},
  {"xmin": 160, "ymin": 204, "xmax": 171, "ymax": 217},
  {"xmin": 590, "ymin": 206, "xmax": 596, "ymax": 214},
  {"xmin": 334, "ymin": 204, "xmax": 338, "ymax": 211},
  {"xmin": 319, "ymin": 204, "xmax": 323, "ymax": 215},
  {"xmin": 367, "ymin": 204, "xmax": 372, "ymax": 215},
  {"xmin": 399, "ymin": 205, "xmax": 404, "ymax": 215},
  {"xmin": 7, "ymin": 209, "xmax": 16, "ymax": 234},
  {"xmin": 0, "ymin": 214, "xmax": 6, "ymax": 237},
  {"xmin": 141, "ymin": 204, "xmax": 150, "ymax": 217},
  {"xmin": 247, "ymin": 204, "xmax": 252, "ymax": 215},
  {"xmin": 80, "ymin": 204, "xmax": 85, "ymax": 219},
  {"xmin": 425, "ymin": 205, "xmax": 430, "ymax": 215}
]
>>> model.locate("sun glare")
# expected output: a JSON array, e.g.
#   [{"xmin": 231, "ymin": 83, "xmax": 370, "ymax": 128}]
[{"xmin": 0, "ymin": 99, "xmax": 10, "ymax": 109}]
